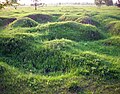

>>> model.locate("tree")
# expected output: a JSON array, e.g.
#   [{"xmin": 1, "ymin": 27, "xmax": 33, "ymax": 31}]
[
  {"xmin": 32, "ymin": 0, "xmax": 41, "ymax": 10},
  {"xmin": 0, "ymin": 0, "xmax": 11, "ymax": 9},
  {"xmin": 95, "ymin": 0, "xmax": 103, "ymax": 7},
  {"xmin": 95, "ymin": 0, "xmax": 113, "ymax": 6},
  {"xmin": 11, "ymin": 0, "xmax": 18, "ymax": 3},
  {"xmin": 10, "ymin": 0, "xmax": 20, "ymax": 9},
  {"xmin": 0, "ymin": 3, "xmax": 4, "ymax": 9},
  {"xmin": 104, "ymin": 0, "xmax": 113, "ymax": 6},
  {"xmin": 116, "ymin": 0, "xmax": 120, "ymax": 7},
  {"xmin": 0, "ymin": 0, "xmax": 20, "ymax": 9}
]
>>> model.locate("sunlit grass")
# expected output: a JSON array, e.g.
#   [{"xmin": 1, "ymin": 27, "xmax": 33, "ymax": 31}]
[{"xmin": 0, "ymin": 6, "xmax": 120, "ymax": 94}]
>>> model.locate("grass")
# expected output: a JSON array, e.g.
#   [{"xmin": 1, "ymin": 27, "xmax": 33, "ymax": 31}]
[{"xmin": 0, "ymin": 6, "xmax": 120, "ymax": 94}]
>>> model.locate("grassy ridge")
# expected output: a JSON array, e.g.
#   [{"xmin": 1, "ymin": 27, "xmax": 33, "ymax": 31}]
[{"xmin": 36, "ymin": 21, "xmax": 105, "ymax": 41}]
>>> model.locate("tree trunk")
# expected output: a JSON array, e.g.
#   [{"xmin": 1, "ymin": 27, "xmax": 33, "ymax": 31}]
[
  {"xmin": 105, "ymin": 0, "xmax": 113, "ymax": 6},
  {"xmin": 35, "ymin": 3, "xmax": 37, "ymax": 10}
]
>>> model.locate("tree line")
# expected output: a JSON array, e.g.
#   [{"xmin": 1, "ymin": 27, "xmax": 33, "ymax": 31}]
[
  {"xmin": 95, "ymin": 0, "xmax": 113, "ymax": 6},
  {"xmin": 0, "ymin": 0, "xmax": 18, "ymax": 9},
  {"xmin": 0, "ymin": 0, "xmax": 120, "ymax": 10}
]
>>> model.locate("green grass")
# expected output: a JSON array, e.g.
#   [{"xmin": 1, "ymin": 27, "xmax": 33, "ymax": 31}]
[{"xmin": 0, "ymin": 6, "xmax": 120, "ymax": 94}]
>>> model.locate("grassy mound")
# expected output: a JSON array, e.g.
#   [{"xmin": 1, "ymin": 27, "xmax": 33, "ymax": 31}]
[
  {"xmin": 75, "ymin": 16, "xmax": 100, "ymax": 26},
  {"xmin": 36, "ymin": 21, "xmax": 104, "ymax": 41},
  {"xmin": 0, "ymin": 33, "xmax": 114, "ymax": 76},
  {"xmin": 26, "ymin": 14, "xmax": 52, "ymax": 23},
  {"xmin": 101, "ymin": 36, "xmax": 120, "ymax": 46},
  {"xmin": 58, "ymin": 15, "xmax": 99, "ymax": 26},
  {"xmin": 0, "ymin": 35, "xmax": 119, "ymax": 79},
  {"xmin": 0, "ymin": 38, "xmax": 76, "ymax": 74},
  {"xmin": 106, "ymin": 21, "xmax": 120, "ymax": 35},
  {"xmin": 9, "ymin": 17, "xmax": 39, "ymax": 28}
]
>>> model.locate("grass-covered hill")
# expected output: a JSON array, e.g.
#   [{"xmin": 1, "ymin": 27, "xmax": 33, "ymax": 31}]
[
  {"xmin": 9, "ymin": 17, "xmax": 39, "ymax": 28},
  {"xmin": 0, "ymin": 6, "xmax": 120, "ymax": 94}
]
